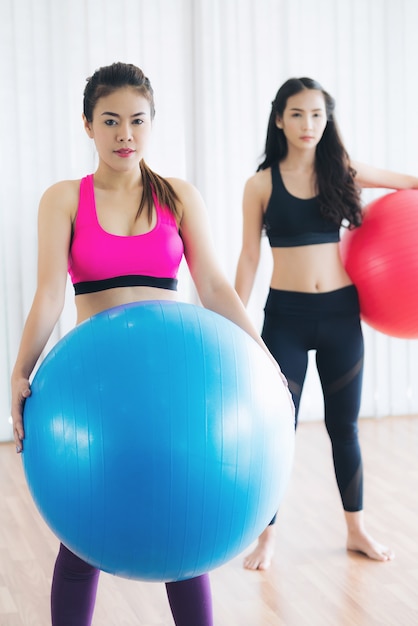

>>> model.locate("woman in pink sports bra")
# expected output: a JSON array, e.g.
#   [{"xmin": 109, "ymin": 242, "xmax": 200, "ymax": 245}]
[{"xmin": 10, "ymin": 62, "xmax": 290, "ymax": 626}]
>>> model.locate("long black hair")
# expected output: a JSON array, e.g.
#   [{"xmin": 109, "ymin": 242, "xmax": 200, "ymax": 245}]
[
  {"xmin": 259, "ymin": 77, "xmax": 362, "ymax": 228},
  {"xmin": 84, "ymin": 62, "xmax": 179, "ymax": 221}
]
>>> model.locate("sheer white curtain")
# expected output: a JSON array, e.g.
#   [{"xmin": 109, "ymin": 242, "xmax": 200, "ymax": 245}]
[{"xmin": 1, "ymin": 0, "xmax": 418, "ymax": 441}]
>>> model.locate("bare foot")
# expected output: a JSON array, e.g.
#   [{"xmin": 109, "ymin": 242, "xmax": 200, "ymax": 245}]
[
  {"xmin": 344, "ymin": 511, "xmax": 394, "ymax": 562},
  {"xmin": 347, "ymin": 529, "xmax": 395, "ymax": 561},
  {"xmin": 243, "ymin": 525, "xmax": 276, "ymax": 570}
]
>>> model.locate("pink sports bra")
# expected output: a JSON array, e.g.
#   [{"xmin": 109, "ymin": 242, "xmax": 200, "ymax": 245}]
[{"xmin": 68, "ymin": 174, "xmax": 184, "ymax": 295}]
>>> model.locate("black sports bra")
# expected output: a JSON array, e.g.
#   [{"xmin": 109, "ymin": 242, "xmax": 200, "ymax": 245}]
[{"xmin": 263, "ymin": 163, "xmax": 340, "ymax": 247}]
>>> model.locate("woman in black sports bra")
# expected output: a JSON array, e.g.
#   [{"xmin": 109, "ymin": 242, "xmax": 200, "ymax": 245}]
[{"xmin": 235, "ymin": 77, "xmax": 418, "ymax": 570}]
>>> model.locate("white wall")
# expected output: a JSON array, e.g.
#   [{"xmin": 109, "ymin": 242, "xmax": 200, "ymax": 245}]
[{"xmin": 1, "ymin": 0, "xmax": 418, "ymax": 441}]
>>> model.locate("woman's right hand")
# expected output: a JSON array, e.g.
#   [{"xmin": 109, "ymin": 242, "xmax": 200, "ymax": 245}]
[{"xmin": 11, "ymin": 377, "xmax": 31, "ymax": 453}]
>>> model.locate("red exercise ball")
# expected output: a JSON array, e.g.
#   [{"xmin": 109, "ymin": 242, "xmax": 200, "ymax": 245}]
[{"xmin": 340, "ymin": 189, "xmax": 418, "ymax": 339}]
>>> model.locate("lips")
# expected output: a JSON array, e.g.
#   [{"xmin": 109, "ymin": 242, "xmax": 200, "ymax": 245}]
[{"xmin": 115, "ymin": 148, "xmax": 135, "ymax": 157}]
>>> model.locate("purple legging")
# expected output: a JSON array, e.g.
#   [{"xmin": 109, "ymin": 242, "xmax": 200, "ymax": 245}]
[{"xmin": 51, "ymin": 543, "xmax": 213, "ymax": 625}]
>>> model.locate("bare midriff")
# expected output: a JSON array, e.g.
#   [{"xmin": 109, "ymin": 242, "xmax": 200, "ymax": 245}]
[
  {"xmin": 75, "ymin": 285, "xmax": 178, "ymax": 325},
  {"xmin": 270, "ymin": 242, "xmax": 353, "ymax": 293}
]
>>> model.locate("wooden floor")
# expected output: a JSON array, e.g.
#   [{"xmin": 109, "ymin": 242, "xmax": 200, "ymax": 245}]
[{"xmin": 1, "ymin": 414, "xmax": 418, "ymax": 626}]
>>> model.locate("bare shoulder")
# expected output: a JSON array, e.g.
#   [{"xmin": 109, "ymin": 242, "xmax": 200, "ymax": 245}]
[
  {"xmin": 244, "ymin": 169, "xmax": 272, "ymax": 211},
  {"xmin": 165, "ymin": 177, "xmax": 206, "ymax": 220},
  {"xmin": 166, "ymin": 177, "xmax": 202, "ymax": 200},
  {"xmin": 41, "ymin": 179, "xmax": 81, "ymax": 203},
  {"xmin": 39, "ymin": 179, "xmax": 81, "ymax": 220},
  {"xmin": 247, "ymin": 168, "xmax": 271, "ymax": 188}
]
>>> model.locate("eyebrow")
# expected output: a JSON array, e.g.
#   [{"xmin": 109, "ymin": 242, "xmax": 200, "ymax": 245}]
[
  {"xmin": 289, "ymin": 107, "xmax": 324, "ymax": 112},
  {"xmin": 100, "ymin": 111, "xmax": 147, "ymax": 118}
]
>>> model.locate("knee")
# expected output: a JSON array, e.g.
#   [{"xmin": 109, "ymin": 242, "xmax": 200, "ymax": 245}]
[{"xmin": 325, "ymin": 416, "xmax": 359, "ymax": 443}]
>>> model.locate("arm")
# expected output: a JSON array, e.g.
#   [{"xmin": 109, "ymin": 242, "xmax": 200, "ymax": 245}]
[
  {"xmin": 11, "ymin": 181, "xmax": 76, "ymax": 451},
  {"xmin": 351, "ymin": 160, "xmax": 418, "ymax": 190},
  {"xmin": 172, "ymin": 178, "xmax": 285, "ymax": 376},
  {"xmin": 234, "ymin": 175, "xmax": 265, "ymax": 305}
]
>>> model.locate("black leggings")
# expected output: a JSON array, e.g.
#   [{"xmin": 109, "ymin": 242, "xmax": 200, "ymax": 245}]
[{"xmin": 262, "ymin": 286, "xmax": 364, "ymax": 518}]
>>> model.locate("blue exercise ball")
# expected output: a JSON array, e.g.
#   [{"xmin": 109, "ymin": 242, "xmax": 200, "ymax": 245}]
[{"xmin": 22, "ymin": 301, "xmax": 294, "ymax": 581}]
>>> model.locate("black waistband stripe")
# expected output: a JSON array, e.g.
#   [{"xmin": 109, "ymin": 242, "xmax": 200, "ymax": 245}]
[{"xmin": 74, "ymin": 275, "xmax": 178, "ymax": 295}]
